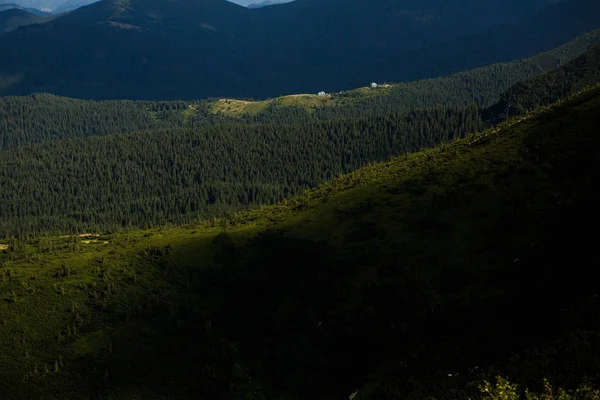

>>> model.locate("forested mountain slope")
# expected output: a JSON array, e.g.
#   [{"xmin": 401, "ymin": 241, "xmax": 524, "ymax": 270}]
[
  {"xmin": 1, "ymin": 86, "xmax": 599, "ymax": 399},
  {"xmin": 0, "ymin": 0, "xmax": 594, "ymax": 99},
  {"xmin": 2, "ymin": 29, "xmax": 599, "ymax": 152},
  {"xmin": 0, "ymin": 104, "xmax": 484, "ymax": 236},
  {"xmin": 0, "ymin": 95, "xmax": 189, "ymax": 150},
  {"xmin": 496, "ymin": 44, "xmax": 600, "ymax": 115},
  {"xmin": 2, "ymin": 2, "xmax": 599, "ymax": 400},
  {"xmin": 3, "ymin": 33, "xmax": 600, "ymax": 237}
]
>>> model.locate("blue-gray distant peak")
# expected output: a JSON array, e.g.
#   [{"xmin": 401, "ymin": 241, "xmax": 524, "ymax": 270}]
[
  {"xmin": 227, "ymin": 0, "xmax": 295, "ymax": 7},
  {"xmin": 0, "ymin": 0, "xmax": 596, "ymax": 100},
  {"xmin": 9, "ymin": 0, "xmax": 97, "ymax": 13}
]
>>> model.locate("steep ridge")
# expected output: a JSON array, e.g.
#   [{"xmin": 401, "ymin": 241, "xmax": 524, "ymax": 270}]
[{"xmin": 1, "ymin": 86, "xmax": 600, "ymax": 399}]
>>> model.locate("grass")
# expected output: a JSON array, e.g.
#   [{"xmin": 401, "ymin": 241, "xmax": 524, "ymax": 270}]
[
  {"xmin": 273, "ymin": 93, "xmax": 336, "ymax": 109},
  {"xmin": 1, "ymin": 87, "xmax": 600, "ymax": 399},
  {"xmin": 208, "ymin": 93, "xmax": 337, "ymax": 116}
]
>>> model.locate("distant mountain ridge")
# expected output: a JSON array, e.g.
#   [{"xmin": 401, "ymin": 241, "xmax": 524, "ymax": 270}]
[
  {"xmin": 362, "ymin": 0, "xmax": 600, "ymax": 83},
  {"xmin": 6, "ymin": 0, "xmax": 97, "ymax": 13},
  {"xmin": 51, "ymin": 0, "xmax": 97, "ymax": 13},
  {"xmin": 247, "ymin": 0, "xmax": 294, "ymax": 9},
  {"xmin": 0, "ymin": 2, "xmax": 49, "ymax": 15},
  {"xmin": 0, "ymin": 0, "xmax": 597, "ymax": 100},
  {"xmin": 0, "ymin": 7, "xmax": 54, "ymax": 34},
  {"xmin": 3, "ymin": 30, "xmax": 598, "ymax": 154}
]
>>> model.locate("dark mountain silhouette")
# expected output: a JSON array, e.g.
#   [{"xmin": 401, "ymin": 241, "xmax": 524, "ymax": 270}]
[
  {"xmin": 360, "ymin": 0, "xmax": 600, "ymax": 84},
  {"xmin": 0, "ymin": 2, "xmax": 50, "ymax": 15},
  {"xmin": 51, "ymin": 0, "xmax": 98, "ymax": 13},
  {"xmin": 0, "ymin": 0, "xmax": 595, "ymax": 100},
  {"xmin": 3, "ymin": 0, "xmax": 97, "ymax": 13},
  {"xmin": 0, "ymin": 7, "xmax": 53, "ymax": 34}
]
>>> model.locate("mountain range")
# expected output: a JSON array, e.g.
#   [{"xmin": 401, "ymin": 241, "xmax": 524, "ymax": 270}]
[
  {"xmin": 2, "ymin": 0, "xmax": 600, "ymax": 396},
  {"xmin": 2, "ymin": 0, "xmax": 598, "ymax": 100},
  {"xmin": 6, "ymin": 0, "xmax": 97, "ymax": 13},
  {"xmin": 1, "ymin": 46, "xmax": 600, "ymax": 397},
  {"xmin": 0, "ymin": 6, "xmax": 55, "ymax": 34},
  {"xmin": 0, "ymin": 2, "xmax": 49, "ymax": 14}
]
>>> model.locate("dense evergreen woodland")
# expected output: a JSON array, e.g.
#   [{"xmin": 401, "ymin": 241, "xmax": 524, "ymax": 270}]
[
  {"xmin": 0, "ymin": 106, "xmax": 482, "ymax": 236},
  {"xmin": 1, "ymin": 84, "xmax": 600, "ymax": 400},
  {"xmin": 498, "ymin": 44, "xmax": 600, "ymax": 115},
  {"xmin": 1, "ymin": 29, "xmax": 599, "ymax": 151},
  {"xmin": 1, "ymin": 34, "xmax": 600, "ymax": 237}
]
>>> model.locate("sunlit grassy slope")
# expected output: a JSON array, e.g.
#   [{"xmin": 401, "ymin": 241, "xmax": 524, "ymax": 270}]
[
  {"xmin": 205, "ymin": 29, "xmax": 600, "ymax": 117},
  {"xmin": 2, "ymin": 87, "xmax": 600, "ymax": 399}
]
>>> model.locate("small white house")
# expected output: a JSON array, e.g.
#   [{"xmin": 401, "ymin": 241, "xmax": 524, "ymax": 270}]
[
  {"xmin": 318, "ymin": 91, "xmax": 327, "ymax": 96},
  {"xmin": 370, "ymin": 82, "xmax": 378, "ymax": 88}
]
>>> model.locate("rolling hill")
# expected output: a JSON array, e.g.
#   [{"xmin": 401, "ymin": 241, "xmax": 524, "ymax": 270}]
[
  {"xmin": 1, "ymin": 84, "xmax": 599, "ymax": 399},
  {"xmin": 1, "ymin": 0, "xmax": 593, "ymax": 99}
]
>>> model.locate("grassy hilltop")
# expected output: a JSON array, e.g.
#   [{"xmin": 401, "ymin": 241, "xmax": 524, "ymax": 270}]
[{"xmin": 2, "ymin": 85, "xmax": 600, "ymax": 399}]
